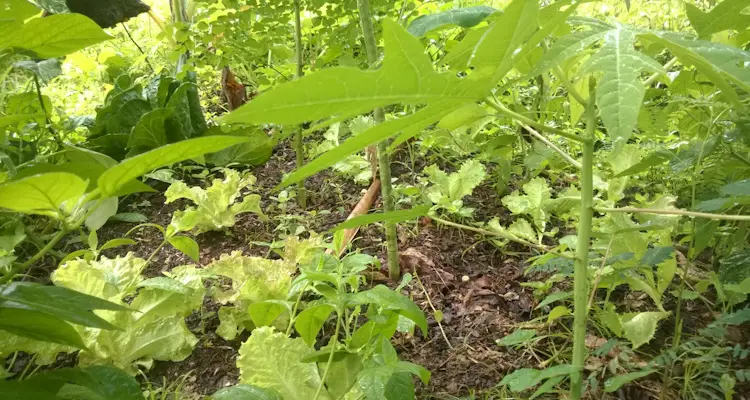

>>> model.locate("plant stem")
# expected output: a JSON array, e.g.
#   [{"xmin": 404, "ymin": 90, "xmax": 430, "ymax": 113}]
[
  {"xmin": 121, "ymin": 23, "xmax": 155, "ymax": 72},
  {"xmin": 0, "ymin": 228, "xmax": 68, "ymax": 283},
  {"xmin": 357, "ymin": 0, "xmax": 400, "ymax": 279},
  {"xmin": 145, "ymin": 239, "xmax": 168, "ymax": 266},
  {"xmin": 521, "ymin": 124, "xmax": 582, "ymax": 169},
  {"xmin": 595, "ymin": 207, "xmax": 750, "ymax": 221},
  {"xmin": 486, "ymin": 97, "xmax": 584, "ymax": 143},
  {"xmin": 570, "ymin": 83, "xmax": 596, "ymax": 400},
  {"xmin": 293, "ymin": 0, "xmax": 307, "ymax": 209}
]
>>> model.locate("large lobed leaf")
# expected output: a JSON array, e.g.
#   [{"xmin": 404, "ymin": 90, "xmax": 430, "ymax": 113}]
[
  {"xmin": 237, "ymin": 327, "xmax": 329, "ymax": 400},
  {"xmin": 407, "ymin": 6, "xmax": 499, "ymax": 37},
  {"xmin": 685, "ymin": 0, "xmax": 750, "ymax": 37}
]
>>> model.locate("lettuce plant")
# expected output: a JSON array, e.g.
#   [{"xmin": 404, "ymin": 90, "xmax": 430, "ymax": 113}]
[
  {"xmin": 49, "ymin": 253, "xmax": 206, "ymax": 373},
  {"xmin": 422, "ymin": 159, "xmax": 486, "ymax": 217},
  {"xmin": 166, "ymin": 169, "xmax": 268, "ymax": 234},
  {"xmin": 208, "ymin": 236, "xmax": 324, "ymax": 340}
]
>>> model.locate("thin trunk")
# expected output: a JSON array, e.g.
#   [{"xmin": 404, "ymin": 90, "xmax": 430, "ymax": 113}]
[
  {"xmin": 293, "ymin": 0, "xmax": 307, "ymax": 209},
  {"xmin": 570, "ymin": 82, "xmax": 596, "ymax": 400},
  {"xmin": 357, "ymin": 0, "xmax": 400, "ymax": 279}
]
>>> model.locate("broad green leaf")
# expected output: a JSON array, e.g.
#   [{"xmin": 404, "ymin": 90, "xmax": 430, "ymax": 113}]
[
  {"xmin": 212, "ymin": 384, "xmax": 282, "ymax": 400},
  {"xmin": 209, "ymin": 252, "xmax": 297, "ymax": 304},
  {"xmin": 604, "ymin": 369, "xmax": 655, "ymax": 392},
  {"xmin": 100, "ymin": 238, "xmax": 136, "ymax": 251},
  {"xmin": 167, "ymin": 235, "xmax": 200, "ymax": 262},
  {"xmin": 384, "ymin": 372, "xmax": 415, "ymax": 400},
  {"xmin": 280, "ymin": 102, "xmax": 453, "ymax": 189},
  {"xmin": 643, "ymin": 33, "xmax": 743, "ymax": 108},
  {"xmin": 333, "ymin": 206, "xmax": 430, "ymax": 232},
  {"xmin": 718, "ymin": 249, "xmax": 750, "ymax": 285},
  {"xmin": 85, "ymin": 196, "xmax": 118, "ymax": 231},
  {"xmin": 206, "ymin": 126, "xmax": 275, "ymax": 167},
  {"xmin": 496, "ymin": 329, "xmax": 537, "ymax": 347},
  {"xmin": 425, "ymin": 159, "xmax": 486, "ymax": 206},
  {"xmin": 443, "ymin": 26, "xmax": 489, "ymax": 69},
  {"xmin": 237, "ymin": 327, "xmax": 329, "ymax": 400},
  {"xmin": 685, "ymin": 0, "xmax": 750, "ymax": 37},
  {"xmin": 319, "ymin": 353, "xmax": 363, "ymax": 399},
  {"xmin": 469, "ymin": 0, "xmax": 539, "ymax": 86},
  {"xmin": 0, "ymin": 305, "xmax": 86, "ymax": 349},
  {"xmin": 97, "ymin": 136, "xmax": 249, "ymax": 197},
  {"xmin": 220, "ymin": 20, "xmax": 482, "ymax": 126},
  {"xmin": 581, "ymin": 25, "xmax": 665, "ymax": 144},
  {"xmin": 166, "ymin": 83, "xmax": 198, "ymax": 139},
  {"xmin": 295, "ymin": 303, "xmax": 335, "ymax": 346},
  {"xmin": 500, "ymin": 364, "xmax": 577, "ymax": 392},
  {"xmin": 248, "ymin": 301, "xmax": 290, "ymax": 328},
  {"xmin": 407, "ymin": 6, "xmax": 498, "ymax": 37},
  {"xmin": 13, "ymin": 14, "xmax": 111, "ymax": 58},
  {"xmin": 437, "ymin": 103, "xmax": 489, "ymax": 131},
  {"xmin": 0, "ymin": 172, "xmax": 86, "ymax": 216},
  {"xmin": 0, "ymin": 282, "xmax": 127, "ymax": 329},
  {"xmin": 53, "ymin": 254, "xmax": 147, "ymax": 302},
  {"xmin": 693, "ymin": 219, "xmax": 719, "ymax": 257},
  {"xmin": 127, "ymin": 108, "xmax": 170, "ymax": 152},
  {"xmin": 501, "ymin": 177, "xmax": 552, "ymax": 230},
  {"xmin": 620, "ymin": 311, "xmax": 669, "ymax": 349},
  {"xmin": 15, "ymin": 161, "xmax": 154, "ymax": 197},
  {"xmin": 347, "ymin": 285, "xmax": 427, "ymax": 335}
]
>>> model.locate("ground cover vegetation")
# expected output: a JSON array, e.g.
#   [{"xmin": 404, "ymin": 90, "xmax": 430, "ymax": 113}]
[{"xmin": 0, "ymin": 0, "xmax": 749, "ymax": 398}]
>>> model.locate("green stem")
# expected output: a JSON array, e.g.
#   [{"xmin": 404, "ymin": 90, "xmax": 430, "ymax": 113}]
[
  {"xmin": 521, "ymin": 124, "xmax": 581, "ymax": 169},
  {"xmin": 357, "ymin": 0, "xmax": 399, "ymax": 279},
  {"xmin": 314, "ymin": 309, "xmax": 341, "ymax": 400},
  {"xmin": 293, "ymin": 0, "xmax": 307, "ymax": 209},
  {"xmin": 570, "ymin": 83, "xmax": 596, "ymax": 400},
  {"xmin": 486, "ymin": 97, "xmax": 584, "ymax": 143},
  {"xmin": 595, "ymin": 207, "xmax": 750, "ymax": 221},
  {"xmin": 644, "ymin": 57, "xmax": 678, "ymax": 87}
]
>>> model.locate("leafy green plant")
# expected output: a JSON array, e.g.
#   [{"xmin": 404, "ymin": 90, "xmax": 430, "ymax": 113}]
[
  {"xmin": 166, "ymin": 168, "xmax": 268, "ymax": 234},
  {"xmin": 422, "ymin": 159, "xmax": 486, "ymax": 217}
]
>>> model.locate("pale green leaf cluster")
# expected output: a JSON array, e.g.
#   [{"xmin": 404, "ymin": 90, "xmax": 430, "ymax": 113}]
[
  {"xmin": 237, "ymin": 327, "xmax": 328, "ymax": 400},
  {"xmin": 423, "ymin": 160, "xmax": 486, "ymax": 217},
  {"xmin": 501, "ymin": 177, "xmax": 552, "ymax": 231},
  {"xmin": 167, "ymin": 169, "xmax": 267, "ymax": 234},
  {"xmin": 48, "ymin": 254, "xmax": 205, "ymax": 373}
]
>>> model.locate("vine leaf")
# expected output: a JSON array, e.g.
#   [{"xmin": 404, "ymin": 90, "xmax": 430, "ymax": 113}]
[
  {"xmin": 531, "ymin": 27, "xmax": 609, "ymax": 75},
  {"xmin": 620, "ymin": 311, "xmax": 670, "ymax": 349},
  {"xmin": 581, "ymin": 24, "xmax": 665, "ymax": 145}
]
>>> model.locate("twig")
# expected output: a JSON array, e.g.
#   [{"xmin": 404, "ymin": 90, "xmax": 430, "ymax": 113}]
[
  {"xmin": 486, "ymin": 97, "xmax": 586, "ymax": 143},
  {"xmin": 122, "ymin": 23, "xmax": 155, "ymax": 72},
  {"xmin": 430, "ymin": 216, "xmax": 548, "ymax": 251}
]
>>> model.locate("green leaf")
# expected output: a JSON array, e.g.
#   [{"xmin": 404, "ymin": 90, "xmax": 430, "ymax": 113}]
[
  {"xmin": 0, "ymin": 0, "xmax": 40, "ymax": 20},
  {"xmin": 643, "ymin": 33, "xmax": 744, "ymax": 108},
  {"xmin": 212, "ymin": 384, "xmax": 282, "ymax": 400},
  {"xmin": 685, "ymin": 0, "xmax": 750, "ymax": 37},
  {"xmin": 168, "ymin": 235, "xmax": 200, "ymax": 262},
  {"xmin": 0, "ymin": 305, "xmax": 86, "ymax": 349},
  {"xmin": 495, "ymin": 329, "xmax": 537, "ymax": 347},
  {"xmin": 0, "ymin": 172, "xmax": 87, "ymax": 216},
  {"xmin": 14, "ymin": 58, "xmax": 62, "ymax": 83},
  {"xmin": 237, "ymin": 327, "xmax": 328, "ymax": 400},
  {"xmin": 425, "ymin": 159, "xmax": 486, "ymax": 208},
  {"xmin": 279, "ymin": 102, "xmax": 453, "ymax": 189},
  {"xmin": 722, "ymin": 179, "xmax": 750, "ymax": 196},
  {"xmin": 0, "ymin": 365, "xmax": 141, "ymax": 400},
  {"xmin": 0, "ymin": 282, "xmax": 128, "ymax": 329},
  {"xmin": 407, "ymin": 6, "xmax": 498, "ymax": 37},
  {"xmin": 718, "ymin": 249, "xmax": 750, "ymax": 285},
  {"xmin": 52, "ymin": 253, "xmax": 147, "ymax": 302},
  {"xmin": 13, "ymin": 14, "xmax": 112, "ymax": 58},
  {"xmin": 220, "ymin": 20, "xmax": 482, "ymax": 126},
  {"xmin": 127, "ymin": 108, "xmax": 170, "ymax": 152},
  {"xmin": 205, "ymin": 126, "xmax": 275, "ymax": 167},
  {"xmin": 620, "ymin": 311, "xmax": 669, "ymax": 349},
  {"xmin": 469, "ymin": 0, "xmax": 539, "ymax": 86},
  {"xmin": 500, "ymin": 364, "xmax": 576, "ymax": 392},
  {"xmin": 248, "ymin": 301, "xmax": 290, "ymax": 328},
  {"xmin": 100, "ymin": 238, "xmax": 136, "ymax": 251},
  {"xmin": 14, "ymin": 161, "xmax": 154, "ymax": 197},
  {"xmin": 319, "ymin": 353, "xmax": 363, "ymax": 399},
  {"xmin": 535, "ymin": 291, "xmax": 571, "ymax": 310},
  {"xmin": 98, "ymin": 136, "xmax": 250, "ymax": 197},
  {"xmin": 332, "ymin": 206, "xmax": 430, "ymax": 232},
  {"xmin": 581, "ymin": 25, "xmax": 665, "ymax": 144},
  {"xmin": 604, "ymin": 369, "xmax": 655, "ymax": 392},
  {"xmin": 532, "ymin": 27, "xmax": 609, "ymax": 75},
  {"xmin": 166, "ymin": 83, "xmax": 199, "ymax": 139},
  {"xmin": 614, "ymin": 150, "xmax": 672, "ymax": 178},
  {"xmin": 547, "ymin": 306, "xmax": 571, "ymax": 323},
  {"xmin": 347, "ymin": 285, "xmax": 428, "ymax": 336},
  {"xmin": 85, "ymin": 197, "xmax": 118, "ymax": 231},
  {"xmin": 384, "ymin": 372, "xmax": 415, "ymax": 400},
  {"xmin": 501, "ymin": 177, "xmax": 551, "ymax": 231},
  {"xmin": 295, "ymin": 304, "xmax": 335, "ymax": 347}
]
